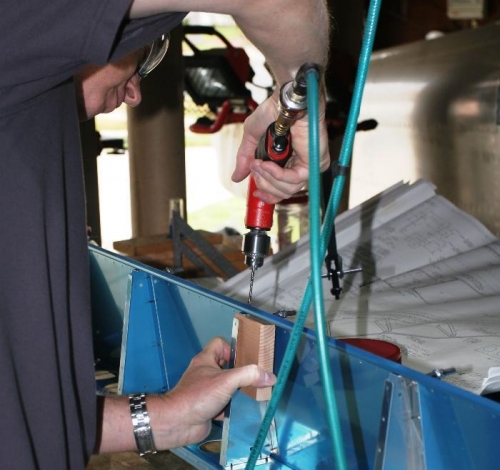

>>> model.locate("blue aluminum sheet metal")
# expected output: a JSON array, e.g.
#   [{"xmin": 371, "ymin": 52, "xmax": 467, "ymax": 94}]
[{"xmin": 89, "ymin": 245, "xmax": 500, "ymax": 469}]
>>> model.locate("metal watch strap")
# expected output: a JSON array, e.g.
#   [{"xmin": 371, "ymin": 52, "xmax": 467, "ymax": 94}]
[{"xmin": 129, "ymin": 393, "xmax": 157, "ymax": 457}]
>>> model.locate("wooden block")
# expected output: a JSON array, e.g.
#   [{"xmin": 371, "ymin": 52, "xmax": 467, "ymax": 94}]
[{"xmin": 234, "ymin": 313, "xmax": 275, "ymax": 401}]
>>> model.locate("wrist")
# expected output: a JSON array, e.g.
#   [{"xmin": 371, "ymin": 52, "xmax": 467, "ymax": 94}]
[
  {"xmin": 146, "ymin": 393, "xmax": 211, "ymax": 450},
  {"xmin": 129, "ymin": 393, "xmax": 157, "ymax": 457}
]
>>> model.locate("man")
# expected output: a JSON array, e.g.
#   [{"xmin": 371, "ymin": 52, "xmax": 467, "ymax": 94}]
[
  {"xmin": 74, "ymin": 38, "xmax": 278, "ymax": 454},
  {"xmin": 0, "ymin": 1, "xmax": 330, "ymax": 468}
]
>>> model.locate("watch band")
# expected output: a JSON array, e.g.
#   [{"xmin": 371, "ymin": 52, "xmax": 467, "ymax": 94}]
[{"xmin": 129, "ymin": 393, "xmax": 157, "ymax": 457}]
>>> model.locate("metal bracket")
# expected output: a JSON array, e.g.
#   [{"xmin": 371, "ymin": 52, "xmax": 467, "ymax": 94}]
[
  {"xmin": 374, "ymin": 375, "xmax": 426, "ymax": 470},
  {"xmin": 170, "ymin": 210, "xmax": 239, "ymax": 279},
  {"xmin": 220, "ymin": 315, "xmax": 239, "ymax": 467}
]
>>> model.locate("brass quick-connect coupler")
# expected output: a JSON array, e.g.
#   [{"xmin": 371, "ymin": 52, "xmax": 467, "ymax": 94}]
[{"xmin": 274, "ymin": 62, "xmax": 321, "ymax": 135}]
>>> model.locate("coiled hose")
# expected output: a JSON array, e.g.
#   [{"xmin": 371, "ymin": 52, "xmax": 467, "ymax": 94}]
[{"xmin": 244, "ymin": 1, "xmax": 382, "ymax": 468}]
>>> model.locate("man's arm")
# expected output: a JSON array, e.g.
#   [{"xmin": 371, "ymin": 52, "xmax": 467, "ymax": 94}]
[
  {"xmin": 94, "ymin": 337, "xmax": 275, "ymax": 454},
  {"xmin": 129, "ymin": 0, "xmax": 332, "ymax": 202},
  {"xmin": 129, "ymin": 0, "xmax": 329, "ymax": 85}
]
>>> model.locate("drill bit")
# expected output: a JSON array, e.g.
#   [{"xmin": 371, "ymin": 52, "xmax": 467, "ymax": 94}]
[{"xmin": 247, "ymin": 266, "xmax": 255, "ymax": 304}]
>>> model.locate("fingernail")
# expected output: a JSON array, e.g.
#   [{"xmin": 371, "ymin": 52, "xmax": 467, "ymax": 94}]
[{"xmin": 264, "ymin": 371, "xmax": 276, "ymax": 385}]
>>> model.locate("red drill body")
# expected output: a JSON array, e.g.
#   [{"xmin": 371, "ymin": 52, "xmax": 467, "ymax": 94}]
[
  {"xmin": 245, "ymin": 125, "xmax": 292, "ymax": 230},
  {"xmin": 245, "ymin": 176, "xmax": 274, "ymax": 230}
]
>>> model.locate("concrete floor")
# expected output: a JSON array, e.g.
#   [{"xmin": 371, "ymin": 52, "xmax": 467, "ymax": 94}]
[{"xmin": 87, "ymin": 451, "xmax": 195, "ymax": 469}]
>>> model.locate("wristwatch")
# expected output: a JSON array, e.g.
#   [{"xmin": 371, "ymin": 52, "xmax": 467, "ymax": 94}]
[{"xmin": 129, "ymin": 393, "xmax": 157, "ymax": 457}]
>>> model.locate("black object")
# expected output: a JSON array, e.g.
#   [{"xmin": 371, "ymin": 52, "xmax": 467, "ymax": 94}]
[{"xmin": 183, "ymin": 25, "xmax": 255, "ymax": 111}]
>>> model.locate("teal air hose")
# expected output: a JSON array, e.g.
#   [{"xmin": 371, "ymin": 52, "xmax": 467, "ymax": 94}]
[
  {"xmin": 307, "ymin": 69, "xmax": 348, "ymax": 470},
  {"xmin": 244, "ymin": 1, "xmax": 382, "ymax": 468}
]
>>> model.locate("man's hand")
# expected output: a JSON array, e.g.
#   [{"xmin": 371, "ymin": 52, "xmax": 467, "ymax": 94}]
[
  {"xmin": 94, "ymin": 337, "xmax": 275, "ymax": 455},
  {"xmin": 231, "ymin": 92, "xmax": 331, "ymax": 204},
  {"xmin": 152, "ymin": 337, "xmax": 276, "ymax": 448}
]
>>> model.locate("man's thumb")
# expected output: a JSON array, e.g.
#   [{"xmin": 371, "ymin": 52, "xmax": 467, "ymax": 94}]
[{"xmin": 231, "ymin": 364, "xmax": 276, "ymax": 390}]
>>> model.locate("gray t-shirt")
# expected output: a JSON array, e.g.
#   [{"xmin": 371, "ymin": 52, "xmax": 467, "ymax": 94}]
[{"xmin": 0, "ymin": 3, "xmax": 185, "ymax": 468}]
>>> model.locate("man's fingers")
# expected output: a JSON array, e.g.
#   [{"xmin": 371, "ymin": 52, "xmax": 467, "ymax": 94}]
[
  {"xmin": 195, "ymin": 337, "xmax": 231, "ymax": 367},
  {"xmin": 249, "ymin": 160, "xmax": 308, "ymax": 202},
  {"xmin": 226, "ymin": 364, "xmax": 276, "ymax": 391},
  {"xmin": 211, "ymin": 367, "xmax": 276, "ymax": 422},
  {"xmin": 231, "ymin": 139, "xmax": 256, "ymax": 183},
  {"xmin": 201, "ymin": 339, "xmax": 276, "ymax": 390}
]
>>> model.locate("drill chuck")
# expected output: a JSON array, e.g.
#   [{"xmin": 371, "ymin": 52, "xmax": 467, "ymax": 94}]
[{"xmin": 243, "ymin": 229, "xmax": 271, "ymax": 270}]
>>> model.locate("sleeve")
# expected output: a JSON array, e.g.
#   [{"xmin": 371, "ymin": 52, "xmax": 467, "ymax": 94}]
[
  {"xmin": 107, "ymin": 12, "xmax": 187, "ymax": 62},
  {"xmin": 0, "ymin": 0, "xmax": 129, "ymax": 84},
  {"xmin": 0, "ymin": 0, "xmax": 186, "ymax": 112}
]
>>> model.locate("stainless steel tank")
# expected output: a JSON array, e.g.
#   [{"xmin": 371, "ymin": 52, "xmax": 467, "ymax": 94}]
[{"xmin": 350, "ymin": 22, "xmax": 500, "ymax": 236}]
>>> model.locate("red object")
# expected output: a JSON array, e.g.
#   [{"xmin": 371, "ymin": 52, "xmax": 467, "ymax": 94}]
[
  {"xmin": 245, "ymin": 177, "xmax": 275, "ymax": 229},
  {"xmin": 189, "ymin": 98, "xmax": 258, "ymax": 134},
  {"xmin": 338, "ymin": 338, "xmax": 402, "ymax": 363},
  {"xmin": 245, "ymin": 124, "xmax": 293, "ymax": 230},
  {"xmin": 264, "ymin": 132, "xmax": 292, "ymax": 164}
]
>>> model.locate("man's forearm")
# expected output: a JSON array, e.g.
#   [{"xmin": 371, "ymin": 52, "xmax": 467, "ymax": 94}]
[
  {"xmin": 94, "ymin": 395, "xmax": 136, "ymax": 454},
  {"xmin": 94, "ymin": 394, "xmax": 189, "ymax": 454},
  {"xmin": 232, "ymin": 0, "xmax": 330, "ymax": 86},
  {"xmin": 128, "ymin": 0, "xmax": 330, "ymax": 85}
]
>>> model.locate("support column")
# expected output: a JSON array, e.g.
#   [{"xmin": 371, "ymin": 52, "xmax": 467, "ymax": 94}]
[{"xmin": 127, "ymin": 26, "xmax": 186, "ymax": 237}]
